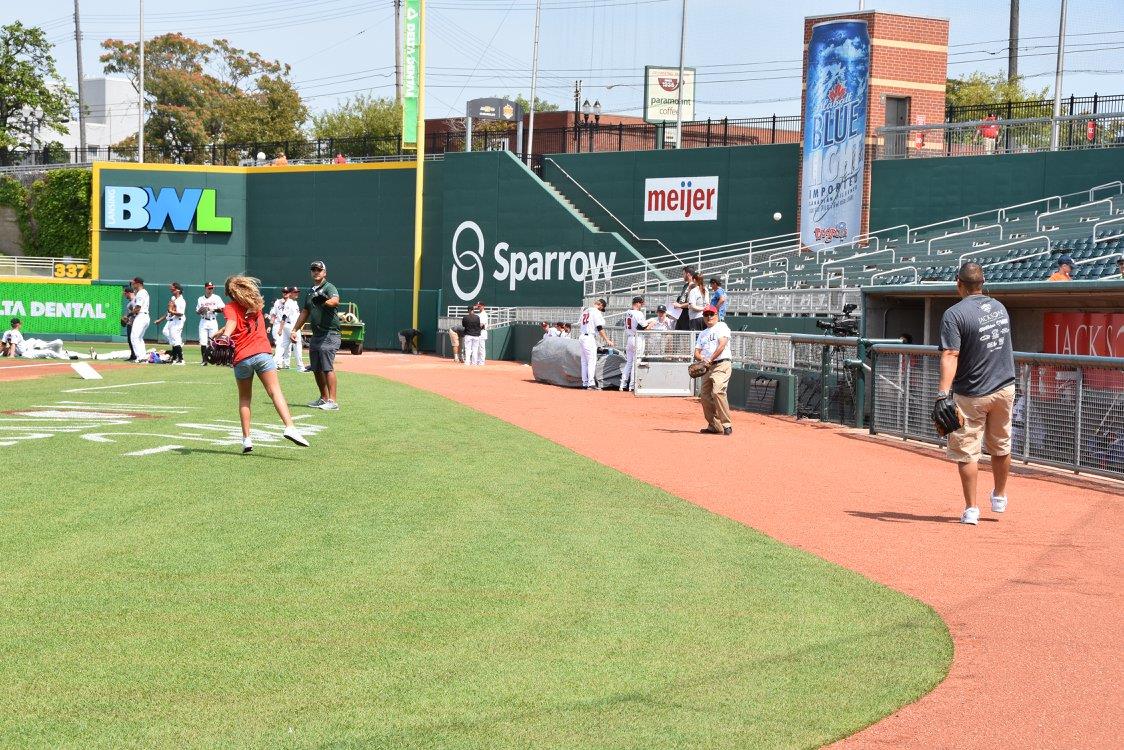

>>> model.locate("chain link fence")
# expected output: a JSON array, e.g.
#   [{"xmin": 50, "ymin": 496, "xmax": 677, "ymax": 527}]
[{"xmin": 871, "ymin": 345, "xmax": 1124, "ymax": 480}]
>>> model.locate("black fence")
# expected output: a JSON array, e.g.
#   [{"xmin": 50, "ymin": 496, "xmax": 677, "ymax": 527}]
[
  {"xmin": 4, "ymin": 115, "xmax": 802, "ymax": 167},
  {"xmin": 946, "ymin": 93, "xmax": 1124, "ymax": 123}
]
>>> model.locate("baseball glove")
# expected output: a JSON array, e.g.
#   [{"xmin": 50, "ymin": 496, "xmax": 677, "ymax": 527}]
[
  {"xmin": 688, "ymin": 361, "xmax": 710, "ymax": 378},
  {"xmin": 931, "ymin": 395, "xmax": 964, "ymax": 437},
  {"xmin": 208, "ymin": 335, "xmax": 235, "ymax": 367}
]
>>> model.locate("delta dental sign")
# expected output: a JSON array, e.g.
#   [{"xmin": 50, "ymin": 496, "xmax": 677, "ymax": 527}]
[
  {"xmin": 103, "ymin": 186, "xmax": 233, "ymax": 232},
  {"xmin": 0, "ymin": 282, "xmax": 121, "ymax": 336}
]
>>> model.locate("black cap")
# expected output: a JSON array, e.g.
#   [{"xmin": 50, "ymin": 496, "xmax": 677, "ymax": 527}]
[
  {"xmin": 632, "ymin": 296, "xmax": 644, "ymax": 304},
  {"xmin": 10, "ymin": 317, "xmax": 20, "ymax": 326},
  {"xmin": 204, "ymin": 281, "xmax": 214, "ymax": 288},
  {"xmin": 310, "ymin": 260, "xmax": 326, "ymax": 271},
  {"xmin": 132, "ymin": 276, "xmax": 144, "ymax": 284},
  {"xmin": 1116, "ymin": 255, "xmax": 1124, "ymax": 264},
  {"xmin": 170, "ymin": 282, "xmax": 182, "ymax": 291},
  {"xmin": 656, "ymin": 304, "xmax": 667, "ymax": 312}
]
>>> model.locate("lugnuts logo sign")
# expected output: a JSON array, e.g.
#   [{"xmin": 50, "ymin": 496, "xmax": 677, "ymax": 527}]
[{"xmin": 449, "ymin": 220, "xmax": 617, "ymax": 301}]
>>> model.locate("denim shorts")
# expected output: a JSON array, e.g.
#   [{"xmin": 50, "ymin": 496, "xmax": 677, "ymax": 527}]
[{"xmin": 233, "ymin": 351, "xmax": 277, "ymax": 380}]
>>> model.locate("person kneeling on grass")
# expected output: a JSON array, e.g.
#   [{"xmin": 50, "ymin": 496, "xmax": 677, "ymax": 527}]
[{"xmin": 220, "ymin": 276, "xmax": 310, "ymax": 454}]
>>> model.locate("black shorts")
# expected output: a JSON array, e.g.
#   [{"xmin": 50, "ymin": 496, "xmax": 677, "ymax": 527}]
[{"xmin": 309, "ymin": 332, "xmax": 341, "ymax": 372}]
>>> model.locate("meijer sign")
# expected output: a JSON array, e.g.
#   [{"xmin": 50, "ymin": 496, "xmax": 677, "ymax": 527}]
[{"xmin": 644, "ymin": 177, "xmax": 718, "ymax": 222}]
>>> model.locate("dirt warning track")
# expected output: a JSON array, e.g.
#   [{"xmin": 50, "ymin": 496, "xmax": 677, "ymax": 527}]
[{"xmin": 339, "ymin": 354, "xmax": 1123, "ymax": 749}]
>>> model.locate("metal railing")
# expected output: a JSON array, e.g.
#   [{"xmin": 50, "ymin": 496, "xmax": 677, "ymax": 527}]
[
  {"xmin": 946, "ymin": 93, "xmax": 1124, "ymax": 124},
  {"xmin": 870, "ymin": 344, "xmax": 1124, "ymax": 480},
  {"xmin": 0, "ymin": 256, "xmax": 83, "ymax": 279},
  {"xmin": 875, "ymin": 112, "xmax": 1124, "ymax": 160}
]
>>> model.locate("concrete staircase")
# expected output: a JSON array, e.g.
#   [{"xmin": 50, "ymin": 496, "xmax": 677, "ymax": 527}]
[{"xmin": 542, "ymin": 180, "xmax": 602, "ymax": 233}]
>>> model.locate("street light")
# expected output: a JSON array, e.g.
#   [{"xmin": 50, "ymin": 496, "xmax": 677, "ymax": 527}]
[
  {"xmin": 581, "ymin": 99, "xmax": 601, "ymax": 151},
  {"xmin": 21, "ymin": 105, "xmax": 44, "ymax": 163}
]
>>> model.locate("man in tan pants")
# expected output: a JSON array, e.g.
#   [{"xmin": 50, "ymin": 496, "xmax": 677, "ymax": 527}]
[
  {"xmin": 694, "ymin": 305, "xmax": 733, "ymax": 435},
  {"xmin": 936, "ymin": 262, "xmax": 1017, "ymax": 525}
]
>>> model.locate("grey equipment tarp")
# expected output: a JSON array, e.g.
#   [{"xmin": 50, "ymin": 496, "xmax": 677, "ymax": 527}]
[{"xmin": 531, "ymin": 337, "xmax": 625, "ymax": 389}]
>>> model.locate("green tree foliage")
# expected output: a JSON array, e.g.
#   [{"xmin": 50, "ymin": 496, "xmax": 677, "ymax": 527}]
[
  {"xmin": 503, "ymin": 94, "xmax": 560, "ymax": 113},
  {"xmin": 311, "ymin": 95, "xmax": 402, "ymax": 140},
  {"xmin": 946, "ymin": 72, "xmax": 1050, "ymax": 111},
  {"xmin": 29, "ymin": 169, "xmax": 91, "ymax": 258},
  {"xmin": 0, "ymin": 22, "xmax": 76, "ymax": 166},
  {"xmin": 0, "ymin": 171, "xmax": 90, "ymax": 258},
  {"xmin": 100, "ymin": 34, "xmax": 307, "ymax": 163}
]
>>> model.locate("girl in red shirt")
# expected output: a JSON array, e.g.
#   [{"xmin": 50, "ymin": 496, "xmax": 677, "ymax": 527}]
[{"xmin": 219, "ymin": 276, "xmax": 309, "ymax": 453}]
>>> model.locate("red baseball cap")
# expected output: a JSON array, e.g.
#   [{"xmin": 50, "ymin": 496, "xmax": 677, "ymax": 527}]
[{"xmin": 703, "ymin": 305, "xmax": 718, "ymax": 315}]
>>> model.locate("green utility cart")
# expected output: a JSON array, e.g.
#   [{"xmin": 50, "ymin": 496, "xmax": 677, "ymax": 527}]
[{"xmin": 303, "ymin": 302, "xmax": 366, "ymax": 354}]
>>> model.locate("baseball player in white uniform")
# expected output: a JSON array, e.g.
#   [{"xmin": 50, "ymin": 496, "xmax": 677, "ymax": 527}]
[
  {"xmin": 578, "ymin": 298, "xmax": 614, "ymax": 389},
  {"xmin": 273, "ymin": 287, "xmax": 304, "ymax": 369},
  {"xmin": 129, "ymin": 277, "xmax": 151, "ymax": 362},
  {"xmin": 620, "ymin": 295, "xmax": 657, "ymax": 392},
  {"xmin": 0, "ymin": 318, "xmax": 91, "ymax": 360},
  {"xmin": 474, "ymin": 301, "xmax": 489, "ymax": 366},
  {"xmin": 267, "ymin": 293, "xmax": 286, "ymax": 343},
  {"xmin": 196, "ymin": 281, "xmax": 223, "ymax": 364},
  {"xmin": 153, "ymin": 282, "xmax": 187, "ymax": 364}
]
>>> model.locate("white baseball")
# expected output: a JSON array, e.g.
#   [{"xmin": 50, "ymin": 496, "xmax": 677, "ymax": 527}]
[{"xmin": 773, "ymin": 212, "xmax": 783, "ymax": 221}]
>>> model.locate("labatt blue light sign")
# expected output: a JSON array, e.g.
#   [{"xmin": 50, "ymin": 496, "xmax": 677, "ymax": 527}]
[
  {"xmin": 103, "ymin": 186, "xmax": 233, "ymax": 232},
  {"xmin": 800, "ymin": 20, "xmax": 870, "ymax": 247}
]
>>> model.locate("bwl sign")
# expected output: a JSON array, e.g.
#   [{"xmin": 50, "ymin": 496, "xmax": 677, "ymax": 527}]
[{"xmin": 103, "ymin": 186, "xmax": 233, "ymax": 233}]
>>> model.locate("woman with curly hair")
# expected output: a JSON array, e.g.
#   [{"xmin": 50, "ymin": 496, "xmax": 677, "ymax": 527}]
[{"xmin": 219, "ymin": 275, "xmax": 309, "ymax": 454}]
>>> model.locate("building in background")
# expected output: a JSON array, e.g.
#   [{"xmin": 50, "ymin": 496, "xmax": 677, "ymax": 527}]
[{"xmin": 41, "ymin": 77, "xmax": 138, "ymax": 163}]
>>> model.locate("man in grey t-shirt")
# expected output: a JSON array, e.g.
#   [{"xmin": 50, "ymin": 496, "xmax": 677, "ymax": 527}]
[{"xmin": 936, "ymin": 262, "xmax": 1017, "ymax": 525}]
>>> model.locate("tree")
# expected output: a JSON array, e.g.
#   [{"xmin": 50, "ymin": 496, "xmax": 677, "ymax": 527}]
[
  {"xmin": 0, "ymin": 22, "xmax": 75, "ymax": 166},
  {"xmin": 100, "ymin": 33, "xmax": 307, "ymax": 163},
  {"xmin": 311, "ymin": 95, "xmax": 401, "ymax": 140},
  {"xmin": 946, "ymin": 72, "xmax": 1049, "ymax": 114},
  {"xmin": 503, "ymin": 94, "xmax": 560, "ymax": 113}
]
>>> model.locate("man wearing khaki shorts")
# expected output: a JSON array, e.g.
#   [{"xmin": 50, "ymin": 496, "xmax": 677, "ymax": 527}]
[{"xmin": 937, "ymin": 262, "xmax": 1017, "ymax": 525}]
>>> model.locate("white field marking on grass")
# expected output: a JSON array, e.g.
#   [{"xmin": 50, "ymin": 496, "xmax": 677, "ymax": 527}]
[
  {"xmin": 0, "ymin": 362, "xmax": 78, "ymax": 371},
  {"xmin": 63, "ymin": 381, "xmax": 166, "ymax": 393},
  {"xmin": 0, "ymin": 432, "xmax": 53, "ymax": 447},
  {"xmin": 124, "ymin": 445, "xmax": 186, "ymax": 456},
  {"xmin": 47, "ymin": 401, "xmax": 194, "ymax": 413}
]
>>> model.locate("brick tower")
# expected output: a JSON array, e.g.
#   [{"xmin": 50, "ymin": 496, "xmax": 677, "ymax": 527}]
[{"xmin": 800, "ymin": 11, "xmax": 950, "ymax": 240}]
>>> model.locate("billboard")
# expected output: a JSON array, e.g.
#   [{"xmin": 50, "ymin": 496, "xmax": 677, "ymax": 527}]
[
  {"xmin": 401, "ymin": 0, "xmax": 422, "ymax": 149},
  {"xmin": 102, "ymin": 186, "xmax": 233, "ymax": 232},
  {"xmin": 0, "ymin": 282, "xmax": 122, "ymax": 336},
  {"xmin": 800, "ymin": 20, "xmax": 870, "ymax": 248},
  {"xmin": 644, "ymin": 177, "xmax": 719, "ymax": 222},
  {"xmin": 644, "ymin": 66, "xmax": 696, "ymax": 123}
]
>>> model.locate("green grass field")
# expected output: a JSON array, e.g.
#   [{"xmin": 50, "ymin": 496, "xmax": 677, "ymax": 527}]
[{"xmin": 0, "ymin": 365, "xmax": 951, "ymax": 749}]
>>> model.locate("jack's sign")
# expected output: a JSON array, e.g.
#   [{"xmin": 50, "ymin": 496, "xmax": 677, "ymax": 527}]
[
  {"xmin": 644, "ymin": 177, "xmax": 718, "ymax": 222},
  {"xmin": 103, "ymin": 186, "xmax": 233, "ymax": 233}
]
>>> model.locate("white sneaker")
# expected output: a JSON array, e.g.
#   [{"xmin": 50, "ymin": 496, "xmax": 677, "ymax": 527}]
[
  {"xmin": 990, "ymin": 492, "xmax": 1008, "ymax": 513},
  {"xmin": 307, "ymin": 398, "xmax": 325, "ymax": 408},
  {"xmin": 242, "ymin": 438, "xmax": 253, "ymax": 454},
  {"xmin": 960, "ymin": 507, "xmax": 980, "ymax": 525},
  {"xmin": 283, "ymin": 426, "xmax": 309, "ymax": 447},
  {"xmin": 319, "ymin": 400, "xmax": 340, "ymax": 411}
]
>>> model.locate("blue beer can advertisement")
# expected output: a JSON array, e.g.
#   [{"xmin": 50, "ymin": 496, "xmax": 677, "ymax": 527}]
[{"xmin": 800, "ymin": 20, "xmax": 870, "ymax": 248}]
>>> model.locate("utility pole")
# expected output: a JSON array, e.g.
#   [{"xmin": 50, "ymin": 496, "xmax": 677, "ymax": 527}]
[
  {"xmin": 73, "ymin": 0, "xmax": 88, "ymax": 158},
  {"xmin": 1008, "ymin": 0, "xmax": 1019, "ymax": 84},
  {"xmin": 573, "ymin": 79, "xmax": 581, "ymax": 151},
  {"xmin": 526, "ymin": 0, "xmax": 542, "ymax": 164},
  {"xmin": 138, "ymin": 0, "xmax": 145, "ymax": 162},
  {"xmin": 1050, "ymin": 0, "xmax": 1067, "ymax": 151},
  {"xmin": 394, "ymin": 0, "xmax": 403, "ymax": 104},
  {"xmin": 674, "ymin": 0, "xmax": 687, "ymax": 149}
]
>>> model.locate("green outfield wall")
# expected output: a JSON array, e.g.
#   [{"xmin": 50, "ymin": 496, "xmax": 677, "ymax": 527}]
[
  {"xmin": 0, "ymin": 281, "xmax": 122, "ymax": 337},
  {"xmin": 870, "ymin": 148, "xmax": 1124, "ymax": 230},
  {"xmin": 438, "ymin": 151, "xmax": 638, "ymax": 307},
  {"xmin": 544, "ymin": 145, "xmax": 800, "ymax": 254}
]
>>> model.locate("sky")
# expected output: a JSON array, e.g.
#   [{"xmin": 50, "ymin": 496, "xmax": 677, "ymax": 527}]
[{"xmin": 11, "ymin": 0, "xmax": 1124, "ymax": 123}]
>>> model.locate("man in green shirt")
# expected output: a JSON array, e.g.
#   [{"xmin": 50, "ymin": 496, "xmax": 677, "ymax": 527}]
[{"xmin": 291, "ymin": 260, "xmax": 341, "ymax": 410}]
